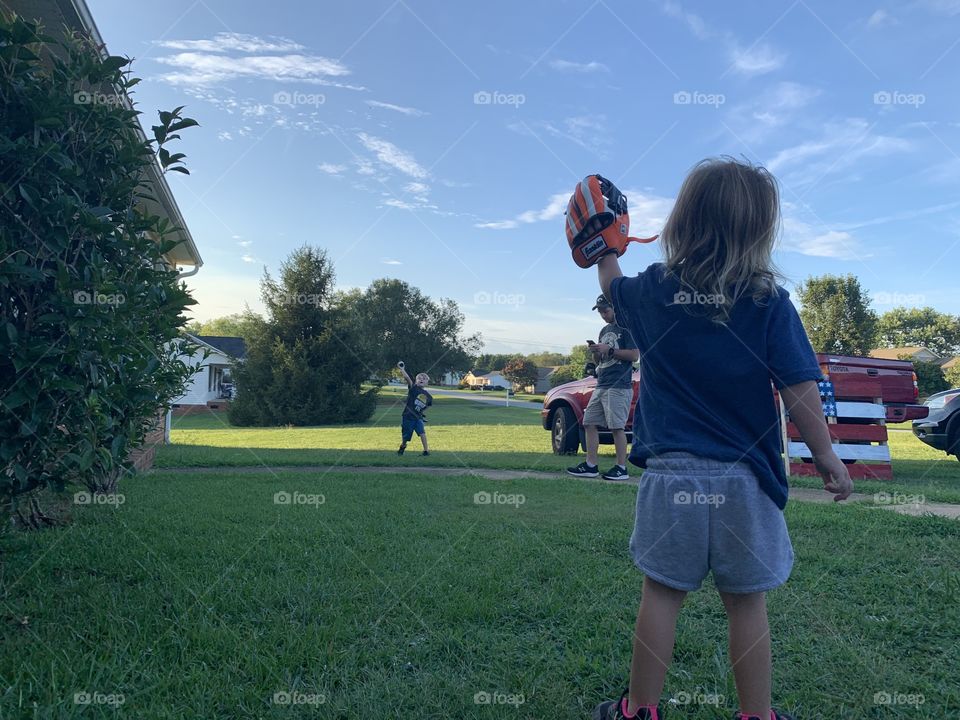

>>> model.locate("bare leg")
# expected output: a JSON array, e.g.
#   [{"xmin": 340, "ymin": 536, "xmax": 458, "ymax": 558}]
[
  {"xmin": 420, "ymin": 433, "xmax": 429, "ymax": 452},
  {"xmin": 627, "ymin": 576, "xmax": 687, "ymax": 713},
  {"xmin": 585, "ymin": 425, "xmax": 599, "ymax": 466},
  {"xmin": 612, "ymin": 428, "xmax": 628, "ymax": 466},
  {"xmin": 720, "ymin": 590, "xmax": 771, "ymax": 718}
]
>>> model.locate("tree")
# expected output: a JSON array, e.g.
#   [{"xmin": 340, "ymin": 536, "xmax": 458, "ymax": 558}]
[
  {"xmin": 229, "ymin": 248, "xmax": 376, "ymax": 426},
  {"xmin": 473, "ymin": 353, "xmax": 521, "ymax": 371},
  {"xmin": 568, "ymin": 343, "xmax": 592, "ymax": 370},
  {"xmin": 0, "ymin": 15, "xmax": 200, "ymax": 524},
  {"xmin": 550, "ymin": 365, "xmax": 581, "ymax": 387},
  {"xmin": 188, "ymin": 311, "xmax": 263, "ymax": 342},
  {"xmin": 796, "ymin": 275, "xmax": 878, "ymax": 355},
  {"xmin": 912, "ymin": 360, "xmax": 949, "ymax": 398},
  {"xmin": 945, "ymin": 364, "xmax": 960, "ymax": 389},
  {"xmin": 340, "ymin": 279, "xmax": 480, "ymax": 380},
  {"xmin": 526, "ymin": 351, "xmax": 568, "ymax": 366},
  {"xmin": 503, "ymin": 357, "xmax": 538, "ymax": 389},
  {"xmin": 877, "ymin": 307, "xmax": 960, "ymax": 358}
]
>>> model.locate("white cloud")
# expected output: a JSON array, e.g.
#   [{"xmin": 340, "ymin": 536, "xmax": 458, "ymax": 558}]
[
  {"xmin": 548, "ymin": 59, "xmax": 609, "ymax": 72},
  {"xmin": 729, "ymin": 43, "xmax": 785, "ymax": 75},
  {"xmin": 767, "ymin": 119, "xmax": 912, "ymax": 186},
  {"xmin": 540, "ymin": 115, "xmax": 611, "ymax": 153},
  {"xmin": 318, "ymin": 162, "xmax": 347, "ymax": 175},
  {"xmin": 866, "ymin": 9, "xmax": 896, "ymax": 27},
  {"xmin": 156, "ymin": 33, "xmax": 304, "ymax": 53},
  {"xmin": 382, "ymin": 258, "xmax": 403, "ymax": 265},
  {"xmin": 366, "ymin": 100, "xmax": 427, "ymax": 116},
  {"xmin": 661, "ymin": 1, "xmax": 713, "ymax": 39},
  {"xmin": 404, "ymin": 182, "xmax": 430, "ymax": 194},
  {"xmin": 217, "ymin": 131, "xmax": 233, "ymax": 141},
  {"xmin": 475, "ymin": 220, "xmax": 519, "ymax": 230},
  {"xmin": 357, "ymin": 133, "xmax": 429, "ymax": 179},
  {"xmin": 154, "ymin": 34, "xmax": 361, "ymax": 88},
  {"xmin": 780, "ymin": 216, "xmax": 864, "ymax": 259},
  {"xmin": 241, "ymin": 254, "xmax": 256, "ymax": 263}
]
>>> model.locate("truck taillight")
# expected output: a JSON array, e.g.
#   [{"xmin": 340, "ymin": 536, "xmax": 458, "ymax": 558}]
[{"xmin": 913, "ymin": 371, "xmax": 919, "ymax": 400}]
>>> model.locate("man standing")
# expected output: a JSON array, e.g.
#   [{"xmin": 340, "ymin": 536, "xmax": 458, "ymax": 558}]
[{"xmin": 567, "ymin": 295, "xmax": 639, "ymax": 480}]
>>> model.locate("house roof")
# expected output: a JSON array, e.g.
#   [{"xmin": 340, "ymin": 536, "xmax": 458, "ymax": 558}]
[
  {"xmin": 536, "ymin": 366, "xmax": 559, "ymax": 380},
  {"xmin": 869, "ymin": 346, "xmax": 938, "ymax": 360},
  {"xmin": 11, "ymin": 0, "xmax": 202, "ymax": 274},
  {"xmin": 941, "ymin": 356, "xmax": 959, "ymax": 369},
  {"xmin": 195, "ymin": 335, "xmax": 246, "ymax": 359}
]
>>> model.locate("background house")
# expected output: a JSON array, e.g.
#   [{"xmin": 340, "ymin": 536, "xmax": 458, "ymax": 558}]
[
  {"xmin": 462, "ymin": 370, "xmax": 509, "ymax": 389},
  {"xmin": 523, "ymin": 366, "xmax": 559, "ymax": 394},
  {"xmin": 869, "ymin": 346, "xmax": 941, "ymax": 363},
  {"xmin": 172, "ymin": 335, "xmax": 246, "ymax": 413}
]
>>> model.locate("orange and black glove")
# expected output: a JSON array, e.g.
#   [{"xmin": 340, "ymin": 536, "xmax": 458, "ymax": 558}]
[{"xmin": 564, "ymin": 174, "xmax": 657, "ymax": 268}]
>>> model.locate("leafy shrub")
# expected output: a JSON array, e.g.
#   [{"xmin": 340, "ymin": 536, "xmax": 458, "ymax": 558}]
[{"xmin": 0, "ymin": 15, "xmax": 198, "ymax": 511}]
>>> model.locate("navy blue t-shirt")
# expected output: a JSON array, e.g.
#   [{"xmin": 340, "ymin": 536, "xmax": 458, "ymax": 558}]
[{"xmin": 610, "ymin": 263, "xmax": 821, "ymax": 509}]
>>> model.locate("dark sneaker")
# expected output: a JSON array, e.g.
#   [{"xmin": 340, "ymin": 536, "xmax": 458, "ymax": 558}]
[
  {"xmin": 602, "ymin": 465, "xmax": 630, "ymax": 481},
  {"xmin": 422, "ymin": 451, "xmax": 430, "ymax": 456},
  {"xmin": 593, "ymin": 691, "xmax": 661, "ymax": 720},
  {"xmin": 566, "ymin": 461, "xmax": 599, "ymax": 478},
  {"xmin": 397, "ymin": 444, "xmax": 406, "ymax": 456},
  {"xmin": 734, "ymin": 711, "xmax": 795, "ymax": 720}
]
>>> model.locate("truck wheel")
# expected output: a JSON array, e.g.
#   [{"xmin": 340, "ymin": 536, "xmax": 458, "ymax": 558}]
[
  {"xmin": 551, "ymin": 405, "xmax": 580, "ymax": 455},
  {"xmin": 947, "ymin": 417, "xmax": 960, "ymax": 461}
]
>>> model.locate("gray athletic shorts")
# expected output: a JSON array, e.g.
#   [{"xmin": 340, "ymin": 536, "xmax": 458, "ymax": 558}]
[
  {"xmin": 629, "ymin": 452, "xmax": 793, "ymax": 594},
  {"xmin": 583, "ymin": 386, "xmax": 632, "ymax": 430}
]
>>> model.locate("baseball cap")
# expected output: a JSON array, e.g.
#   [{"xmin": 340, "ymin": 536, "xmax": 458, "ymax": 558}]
[{"xmin": 591, "ymin": 294, "xmax": 612, "ymax": 310}]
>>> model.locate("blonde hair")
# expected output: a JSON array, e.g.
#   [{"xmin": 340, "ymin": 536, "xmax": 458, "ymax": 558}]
[
  {"xmin": 415, "ymin": 373, "xmax": 430, "ymax": 385},
  {"xmin": 661, "ymin": 157, "xmax": 783, "ymax": 322}
]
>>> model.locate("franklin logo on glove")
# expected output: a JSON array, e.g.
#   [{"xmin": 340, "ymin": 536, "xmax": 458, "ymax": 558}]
[{"xmin": 564, "ymin": 174, "xmax": 657, "ymax": 268}]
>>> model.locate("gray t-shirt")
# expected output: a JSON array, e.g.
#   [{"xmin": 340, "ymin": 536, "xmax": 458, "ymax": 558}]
[{"xmin": 595, "ymin": 322, "xmax": 637, "ymax": 389}]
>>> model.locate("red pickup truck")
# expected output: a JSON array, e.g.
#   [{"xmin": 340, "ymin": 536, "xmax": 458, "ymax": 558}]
[{"xmin": 542, "ymin": 353, "xmax": 929, "ymax": 455}]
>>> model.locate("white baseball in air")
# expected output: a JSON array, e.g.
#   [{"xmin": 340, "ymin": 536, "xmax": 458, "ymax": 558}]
[{"xmin": 397, "ymin": 361, "xmax": 405, "ymax": 369}]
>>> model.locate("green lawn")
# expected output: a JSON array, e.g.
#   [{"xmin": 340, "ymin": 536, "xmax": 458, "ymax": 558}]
[
  {"xmin": 159, "ymin": 396, "xmax": 960, "ymax": 503},
  {"xmin": 2, "ymin": 470, "xmax": 958, "ymax": 718}
]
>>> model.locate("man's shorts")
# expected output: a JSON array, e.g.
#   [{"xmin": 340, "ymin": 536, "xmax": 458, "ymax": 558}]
[
  {"xmin": 401, "ymin": 416, "xmax": 425, "ymax": 442},
  {"xmin": 629, "ymin": 452, "xmax": 793, "ymax": 594},
  {"xmin": 582, "ymin": 386, "xmax": 632, "ymax": 430}
]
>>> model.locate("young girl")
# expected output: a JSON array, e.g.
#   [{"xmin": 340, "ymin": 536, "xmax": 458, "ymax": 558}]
[{"xmin": 591, "ymin": 158, "xmax": 853, "ymax": 720}]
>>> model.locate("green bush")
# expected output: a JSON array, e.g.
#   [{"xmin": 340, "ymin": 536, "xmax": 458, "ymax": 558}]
[{"xmin": 0, "ymin": 15, "xmax": 199, "ymax": 509}]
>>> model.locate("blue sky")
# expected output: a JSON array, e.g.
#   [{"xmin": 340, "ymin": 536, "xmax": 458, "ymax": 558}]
[{"xmin": 88, "ymin": 0, "xmax": 960, "ymax": 354}]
